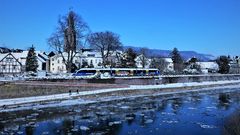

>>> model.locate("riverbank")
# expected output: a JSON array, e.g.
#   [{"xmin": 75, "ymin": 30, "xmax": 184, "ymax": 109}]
[
  {"xmin": 0, "ymin": 81, "xmax": 128, "ymax": 99},
  {"xmin": 1, "ymin": 80, "xmax": 240, "ymax": 111},
  {"xmin": 1, "ymin": 74, "xmax": 240, "ymax": 99}
]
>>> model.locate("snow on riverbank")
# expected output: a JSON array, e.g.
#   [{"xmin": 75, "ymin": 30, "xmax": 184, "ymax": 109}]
[{"xmin": 1, "ymin": 80, "xmax": 240, "ymax": 107}]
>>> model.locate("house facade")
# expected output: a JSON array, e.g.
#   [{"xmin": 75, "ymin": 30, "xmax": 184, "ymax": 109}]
[
  {"xmin": 135, "ymin": 54, "xmax": 151, "ymax": 68},
  {"xmin": 196, "ymin": 62, "xmax": 219, "ymax": 73},
  {"xmin": 229, "ymin": 56, "xmax": 240, "ymax": 74},
  {"xmin": 160, "ymin": 57, "xmax": 174, "ymax": 71},
  {"xmin": 49, "ymin": 51, "xmax": 103, "ymax": 73},
  {"xmin": 0, "ymin": 53, "xmax": 22, "ymax": 74},
  {"xmin": 0, "ymin": 51, "xmax": 49, "ymax": 74},
  {"xmin": 80, "ymin": 50, "xmax": 103, "ymax": 68}
]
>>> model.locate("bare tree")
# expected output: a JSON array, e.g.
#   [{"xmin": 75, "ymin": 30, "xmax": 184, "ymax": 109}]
[
  {"xmin": 48, "ymin": 11, "xmax": 89, "ymax": 73},
  {"xmin": 138, "ymin": 48, "xmax": 149, "ymax": 68},
  {"xmin": 87, "ymin": 31, "xmax": 122, "ymax": 67},
  {"xmin": 150, "ymin": 58, "xmax": 168, "ymax": 73}
]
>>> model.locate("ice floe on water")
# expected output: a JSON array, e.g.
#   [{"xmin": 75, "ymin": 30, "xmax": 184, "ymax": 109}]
[
  {"xmin": 162, "ymin": 120, "xmax": 179, "ymax": 124},
  {"xmin": 188, "ymin": 107, "xmax": 198, "ymax": 110},
  {"xmin": 161, "ymin": 112, "xmax": 176, "ymax": 115},
  {"xmin": 108, "ymin": 121, "xmax": 122, "ymax": 126},
  {"xmin": 80, "ymin": 126, "xmax": 90, "ymax": 131},
  {"xmin": 206, "ymin": 106, "xmax": 217, "ymax": 109},
  {"xmin": 144, "ymin": 119, "xmax": 154, "ymax": 124},
  {"xmin": 196, "ymin": 122, "xmax": 217, "ymax": 129},
  {"xmin": 120, "ymin": 106, "xmax": 130, "ymax": 109},
  {"xmin": 0, "ymin": 85, "xmax": 240, "ymax": 135}
]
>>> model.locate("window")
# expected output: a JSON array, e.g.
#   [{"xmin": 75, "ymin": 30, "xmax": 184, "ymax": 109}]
[
  {"xmin": 52, "ymin": 63, "xmax": 54, "ymax": 66},
  {"xmin": 58, "ymin": 60, "xmax": 60, "ymax": 63},
  {"xmin": 6, "ymin": 57, "xmax": 13, "ymax": 62},
  {"xmin": 13, "ymin": 65, "xmax": 16, "ymax": 70},
  {"xmin": 2, "ymin": 65, "xmax": 6, "ymax": 70},
  {"xmin": 87, "ymin": 54, "xmax": 95, "ymax": 57},
  {"xmin": 52, "ymin": 58, "xmax": 54, "ymax": 61}
]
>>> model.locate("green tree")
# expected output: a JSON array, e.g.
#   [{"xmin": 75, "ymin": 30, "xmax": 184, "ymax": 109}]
[
  {"xmin": 121, "ymin": 48, "xmax": 137, "ymax": 68},
  {"xmin": 170, "ymin": 48, "xmax": 184, "ymax": 73},
  {"xmin": 216, "ymin": 56, "xmax": 230, "ymax": 74},
  {"xmin": 25, "ymin": 45, "xmax": 38, "ymax": 72},
  {"xmin": 189, "ymin": 57, "xmax": 198, "ymax": 63}
]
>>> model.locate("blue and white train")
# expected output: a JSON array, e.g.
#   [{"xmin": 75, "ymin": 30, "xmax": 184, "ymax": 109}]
[{"xmin": 73, "ymin": 68, "xmax": 160, "ymax": 78}]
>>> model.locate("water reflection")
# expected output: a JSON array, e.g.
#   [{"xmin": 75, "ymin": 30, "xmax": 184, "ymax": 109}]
[
  {"xmin": 25, "ymin": 126, "xmax": 34, "ymax": 135},
  {"xmin": 0, "ymin": 89, "xmax": 240, "ymax": 135},
  {"xmin": 171, "ymin": 98, "xmax": 183, "ymax": 114},
  {"xmin": 218, "ymin": 93, "xmax": 231, "ymax": 110}
]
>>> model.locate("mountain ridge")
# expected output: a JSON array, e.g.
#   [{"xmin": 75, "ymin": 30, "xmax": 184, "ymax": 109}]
[{"xmin": 123, "ymin": 46, "xmax": 216, "ymax": 62}]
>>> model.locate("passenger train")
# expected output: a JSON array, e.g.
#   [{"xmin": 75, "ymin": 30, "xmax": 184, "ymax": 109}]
[{"xmin": 73, "ymin": 68, "xmax": 160, "ymax": 78}]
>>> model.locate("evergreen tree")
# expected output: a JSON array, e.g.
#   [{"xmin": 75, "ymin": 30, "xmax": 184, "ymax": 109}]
[
  {"xmin": 126, "ymin": 48, "xmax": 137, "ymax": 68},
  {"xmin": 216, "ymin": 56, "xmax": 230, "ymax": 74},
  {"xmin": 121, "ymin": 48, "xmax": 137, "ymax": 68},
  {"xmin": 170, "ymin": 48, "xmax": 184, "ymax": 73},
  {"xmin": 25, "ymin": 45, "xmax": 38, "ymax": 72}
]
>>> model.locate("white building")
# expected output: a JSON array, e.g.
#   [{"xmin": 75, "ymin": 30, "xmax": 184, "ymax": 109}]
[
  {"xmin": 0, "ymin": 53, "xmax": 22, "ymax": 74},
  {"xmin": 0, "ymin": 51, "xmax": 49, "ymax": 74},
  {"xmin": 135, "ymin": 54, "xmax": 151, "ymax": 68},
  {"xmin": 80, "ymin": 50, "xmax": 103, "ymax": 68},
  {"xmin": 49, "ymin": 50, "xmax": 103, "ymax": 73},
  {"xmin": 160, "ymin": 57, "xmax": 174, "ymax": 71},
  {"xmin": 196, "ymin": 62, "xmax": 219, "ymax": 73},
  {"xmin": 50, "ymin": 52, "xmax": 78, "ymax": 73}
]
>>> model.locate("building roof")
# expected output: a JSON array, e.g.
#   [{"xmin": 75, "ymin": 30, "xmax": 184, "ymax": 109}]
[
  {"xmin": 0, "ymin": 53, "xmax": 22, "ymax": 66},
  {"xmin": 161, "ymin": 57, "xmax": 173, "ymax": 63},
  {"xmin": 196, "ymin": 62, "xmax": 219, "ymax": 69}
]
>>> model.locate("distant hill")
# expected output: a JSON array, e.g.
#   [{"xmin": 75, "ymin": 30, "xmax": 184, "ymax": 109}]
[{"xmin": 123, "ymin": 46, "xmax": 216, "ymax": 62}]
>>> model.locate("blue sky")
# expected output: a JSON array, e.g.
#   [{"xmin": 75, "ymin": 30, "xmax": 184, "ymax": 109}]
[{"xmin": 0, "ymin": 0, "xmax": 240, "ymax": 56}]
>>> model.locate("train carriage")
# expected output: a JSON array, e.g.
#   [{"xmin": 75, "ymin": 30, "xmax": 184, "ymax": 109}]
[{"xmin": 73, "ymin": 68, "xmax": 160, "ymax": 78}]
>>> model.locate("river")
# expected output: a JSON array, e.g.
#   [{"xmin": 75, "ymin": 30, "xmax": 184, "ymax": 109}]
[{"xmin": 0, "ymin": 87, "xmax": 240, "ymax": 135}]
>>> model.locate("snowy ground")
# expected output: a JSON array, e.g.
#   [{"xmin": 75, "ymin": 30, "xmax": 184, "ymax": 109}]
[{"xmin": 1, "ymin": 80, "xmax": 240, "ymax": 109}]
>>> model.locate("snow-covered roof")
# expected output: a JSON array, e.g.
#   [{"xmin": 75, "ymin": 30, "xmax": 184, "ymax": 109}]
[
  {"xmin": 196, "ymin": 62, "xmax": 219, "ymax": 69},
  {"xmin": 0, "ymin": 54, "xmax": 6, "ymax": 61},
  {"xmin": 11, "ymin": 51, "xmax": 28, "ymax": 59},
  {"xmin": 161, "ymin": 58, "xmax": 173, "ymax": 63},
  {"xmin": 82, "ymin": 51, "xmax": 102, "ymax": 58},
  {"xmin": 0, "ymin": 51, "xmax": 49, "ymax": 63}
]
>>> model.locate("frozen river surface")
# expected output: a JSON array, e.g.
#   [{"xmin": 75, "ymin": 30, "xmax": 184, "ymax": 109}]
[{"xmin": 0, "ymin": 87, "xmax": 240, "ymax": 135}]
